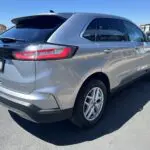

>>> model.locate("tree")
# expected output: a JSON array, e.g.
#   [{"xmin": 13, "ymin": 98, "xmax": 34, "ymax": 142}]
[{"xmin": 0, "ymin": 24, "xmax": 6, "ymax": 33}]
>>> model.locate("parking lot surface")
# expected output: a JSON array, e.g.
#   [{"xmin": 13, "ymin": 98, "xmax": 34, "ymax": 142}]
[{"xmin": 0, "ymin": 76, "xmax": 150, "ymax": 150}]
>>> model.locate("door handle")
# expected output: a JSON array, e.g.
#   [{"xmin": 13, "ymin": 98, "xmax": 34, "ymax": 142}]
[{"xmin": 104, "ymin": 49, "xmax": 112, "ymax": 53}]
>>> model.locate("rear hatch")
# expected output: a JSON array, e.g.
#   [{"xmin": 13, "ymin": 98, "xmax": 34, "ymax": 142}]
[{"xmin": 0, "ymin": 15, "xmax": 67, "ymax": 94}]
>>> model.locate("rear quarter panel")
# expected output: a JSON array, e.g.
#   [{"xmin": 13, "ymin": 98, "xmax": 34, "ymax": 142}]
[{"xmin": 35, "ymin": 43, "xmax": 107, "ymax": 109}]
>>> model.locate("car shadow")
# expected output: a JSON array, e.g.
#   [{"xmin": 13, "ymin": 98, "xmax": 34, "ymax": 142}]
[{"xmin": 9, "ymin": 75, "xmax": 150, "ymax": 146}]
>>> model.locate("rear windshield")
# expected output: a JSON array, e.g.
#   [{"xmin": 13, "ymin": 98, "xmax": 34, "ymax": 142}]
[{"xmin": 0, "ymin": 16, "xmax": 66, "ymax": 43}]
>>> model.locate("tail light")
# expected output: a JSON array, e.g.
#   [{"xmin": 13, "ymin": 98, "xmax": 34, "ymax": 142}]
[{"xmin": 13, "ymin": 44, "xmax": 78, "ymax": 60}]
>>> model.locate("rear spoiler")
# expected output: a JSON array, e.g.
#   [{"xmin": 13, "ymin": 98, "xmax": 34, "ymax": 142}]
[{"xmin": 11, "ymin": 13, "xmax": 73, "ymax": 24}]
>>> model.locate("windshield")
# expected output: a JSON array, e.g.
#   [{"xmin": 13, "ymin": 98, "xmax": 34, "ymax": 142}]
[{"xmin": 0, "ymin": 16, "xmax": 66, "ymax": 43}]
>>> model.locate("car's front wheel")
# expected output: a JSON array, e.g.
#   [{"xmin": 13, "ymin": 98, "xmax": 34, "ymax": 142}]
[{"xmin": 71, "ymin": 79, "xmax": 108, "ymax": 128}]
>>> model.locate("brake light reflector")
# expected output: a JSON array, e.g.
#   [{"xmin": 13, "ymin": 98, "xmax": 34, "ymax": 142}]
[{"xmin": 13, "ymin": 44, "xmax": 77, "ymax": 60}]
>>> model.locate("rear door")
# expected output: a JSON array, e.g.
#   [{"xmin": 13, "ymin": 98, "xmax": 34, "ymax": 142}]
[
  {"xmin": 0, "ymin": 15, "xmax": 66, "ymax": 94},
  {"xmin": 95, "ymin": 18, "xmax": 142, "ymax": 87}
]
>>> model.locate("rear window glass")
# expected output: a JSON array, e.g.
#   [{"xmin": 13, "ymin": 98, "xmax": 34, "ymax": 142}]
[{"xmin": 0, "ymin": 16, "xmax": 66, "ymax": 43}]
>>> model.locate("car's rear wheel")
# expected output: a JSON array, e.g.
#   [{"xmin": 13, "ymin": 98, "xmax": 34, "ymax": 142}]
[{"xmin": 71, "ymin": 79, "xmax": 108, "ymax": 128}]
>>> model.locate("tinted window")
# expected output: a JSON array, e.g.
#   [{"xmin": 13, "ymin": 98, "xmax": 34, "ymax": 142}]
[
  {"xmin": 83, "ymin": 18, "xmax": 128, "ymax": 42},
  {"xmin": 123, "ymin": 21, "xmax": 145, "ymax": 42},
  {"xmin": 0, "ymin": 16, "xmax": 66, "ymax": 43},
  {"xmin": 83, "ymin": 19, "xmax": 97, "ymax": 41},
  {"xmin": 96, "ymin": 18, "xmax": 128, "ymax": 42}
]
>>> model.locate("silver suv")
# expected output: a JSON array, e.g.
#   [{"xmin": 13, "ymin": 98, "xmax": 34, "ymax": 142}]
[{"xmin": 0, "ymin": 12, "xmax": 149, "ymax": 128}]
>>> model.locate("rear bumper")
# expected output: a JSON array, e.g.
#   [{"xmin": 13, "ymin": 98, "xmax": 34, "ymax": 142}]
[
  {"xmin": 0, "ymin": 86, "xmax": 73, "ymax": 123},
  {"xmin": 0, "ymin": 96, "xmax": 72, "ymax": 123}
]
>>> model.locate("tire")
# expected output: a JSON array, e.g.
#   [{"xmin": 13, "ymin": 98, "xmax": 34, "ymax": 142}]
[{"xmin": 71, "ymin": 79, "xmax": 108, "ymax": 128}]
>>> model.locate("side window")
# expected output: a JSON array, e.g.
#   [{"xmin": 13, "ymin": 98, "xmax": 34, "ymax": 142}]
[
  {"xmin": 83, "ymin": 19, "xmax": 98, "ymax": 41},
  {"xmin": 83, "ymin": 18, "xmax": 128, "ymax": 42},
  {"xmin": 96, "ymin": 18, "xmax": 128, "ymax": 42},
  {"xmin": 123, "ymin": 21, "xmax": 145, "ymax": 42}
]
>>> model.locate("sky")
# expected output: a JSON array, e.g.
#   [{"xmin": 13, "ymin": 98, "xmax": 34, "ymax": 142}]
[{"xmin": 0, "ymin": 0, "xmax": 150, "ymax": 27}]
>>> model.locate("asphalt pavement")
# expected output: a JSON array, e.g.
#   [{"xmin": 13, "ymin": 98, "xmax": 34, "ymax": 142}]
[{"xmin": 0, "ymin": 75, "xmax": 150, "ymax": 150}]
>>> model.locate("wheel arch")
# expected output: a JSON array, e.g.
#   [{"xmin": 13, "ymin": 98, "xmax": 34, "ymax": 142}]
[{"xmin": 73, "ymin": 72, "xmax": 110, "ymax": 107}]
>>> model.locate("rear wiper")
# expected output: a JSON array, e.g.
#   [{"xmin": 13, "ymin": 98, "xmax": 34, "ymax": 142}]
[{"xmin": 0, "ymin": 37, "xmax": 26, "ymax": 43}]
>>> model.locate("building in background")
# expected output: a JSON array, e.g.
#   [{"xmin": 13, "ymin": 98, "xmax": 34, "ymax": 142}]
[
  {"xmin": 140, "ymin": 24, "xmax": 150, "ymax": 33},
  {"xmin": 0, "ymin": 24, "xmax": 6, "ymax": 33}
]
